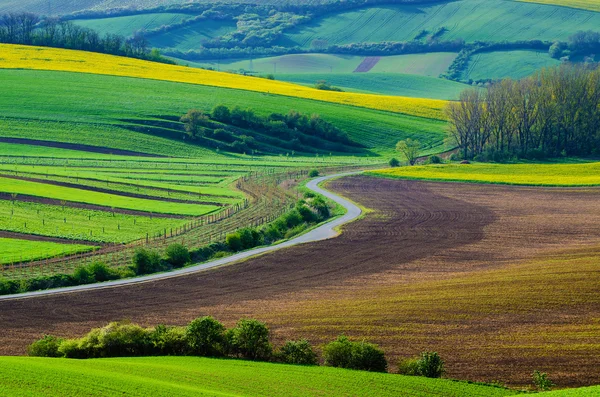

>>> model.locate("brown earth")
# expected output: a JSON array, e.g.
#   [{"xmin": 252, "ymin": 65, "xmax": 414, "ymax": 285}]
[
  {"xmin": 1, "ymin": 176, "xmax": 600, "ymax": 387},
  {"xmin": 354, "ymin": 57, "xmax": 382, "ymax": 73}
]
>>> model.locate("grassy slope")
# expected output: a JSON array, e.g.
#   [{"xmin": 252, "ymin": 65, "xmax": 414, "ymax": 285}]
[
  {"xmin": 0, "ymin": 45, "xmax": 446, "ymax": 121},
  {"xmin": 279, "ymin": 73, "xmax": 468, "ymax": 99},
  {"xmin": 368, "ymin": 162, "xmax": 600, "ymax": 186},
  {"xmin": 73, "ymin": 13, "xmax": 191, "ymax": 38},
  {"xmin": 149, "ymin": 20, "xmax": 238, "ymax": 52},
  {"xmin": 0, "ymin": 69, "xmax": 447, "ymax": 155},
  {"xmin": 176, "ymin": 53, "xmax": 457, "ymax": 77},
  {"xmin": 0, "ymin": 238, "xmax": 93, "ymax": 264},
  {"xmin": 0, "ymin": 356, "xmax": 517, "ymax": 397},
  {"xmin": 279, "ymin": 0, "xmax": 600, "ymax": 48},
  {"xmin": 462, "ymin": 50, "xmax": 561, "ymax": 81}
]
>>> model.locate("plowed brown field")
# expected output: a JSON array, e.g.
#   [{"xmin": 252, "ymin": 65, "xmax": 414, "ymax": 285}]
[{"xmin": 1, "ymin": 176, "xmax": 599, "ymax": 387}]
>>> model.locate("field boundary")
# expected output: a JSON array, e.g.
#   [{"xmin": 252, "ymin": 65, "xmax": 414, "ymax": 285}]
[{"xmin": 0, "ymin": 172, "xmax": 363, "ymax": 301}]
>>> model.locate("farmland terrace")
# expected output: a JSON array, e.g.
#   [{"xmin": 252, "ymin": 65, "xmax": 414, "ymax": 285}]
[{"xmin": 1, "ymin": 175, "xmax": 599, "ymax": 388}]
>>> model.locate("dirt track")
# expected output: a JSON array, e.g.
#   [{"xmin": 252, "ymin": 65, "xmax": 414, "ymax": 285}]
[{"xmin": 1, "ymin": 176, "xmax": 600, "ymax": 386}]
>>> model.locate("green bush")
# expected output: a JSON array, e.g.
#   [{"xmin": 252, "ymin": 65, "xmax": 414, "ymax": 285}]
[
  {"xmin": 151, "ymin": 325, "xmax": 189, "ymax": 356},
  {"xmin": 226, "ymin": 232, "xmax": 243, "ymax": 251},
  {"xmin": 418, "ymin": 352, "xmax": 445, "ymax": 378},
  {"xmin": 398, "ymin": 357, "xmax": 421, "ymax": 376},
  {"xmin": 323, "ymin": 335, "xmax": 387, "ymax": 372},
  {"xmin": 165, "ymin": 244, "xmax": 190, "ymax": 268},
  {"xmin": 283, "ymin": 210, "xmax": 304, "ymax": 228},
  {"xmin": 308, "ymin": 169, "xmax": 320, "ymax": 178},
  {"xmin": 131, "ymin": 248, "xmax": 164, "ymax": 275},
  {"xmin": 72, "ymin": 265, "xmax": 95, "ymax": 285},
  {"xmin": 87, "ymin": 262, "xmax": 118, "ymax": 282},
  {"xmin": 427, "ymin": 155, "xmax": 442, "ymax": 164},
  {"xmin": 96, "ymin": 322, "xmax": 153, "ymax": 358},
  {"xmin": 297, "ymin": 204, "xmax": 317, "ymax": 223},
  {"xmin": 389, "ymin": 157, "xmax": 400, "ymax": 167},
  {"xmin": 532, "ymin": 370, "xmax": 555, "ymax": 391},
  {"xmin": 278, "ymin": 339, "xmax": 318, "ymax": 365},
  {"xmin": 58, "ymin": 339, "xmax": 85, "ymax": 359},
  {"xmin": 186, "ymin": 316, "xmax": 226, "ymax": 357},
  {"xmin": 0, "ymin": 278, "xmax": 18, "ymax": 295},
  {"xmin": 227, "ymin": 319, "xmax": 272, "ymax": 361},
  {"xmin": 28, "ymin": 335, "xmax": 65, "ymax": 357}
]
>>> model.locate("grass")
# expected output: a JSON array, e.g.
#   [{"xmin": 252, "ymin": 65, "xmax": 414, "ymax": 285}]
[
  {"xmin": 0, "ymin": 176, "xmax": 219, "ymax": 216},
  {"xmin": 73, "ymin": 13, "xmax": 192, "ymax": 38},
  {"xmin": 0, "ymin": 45, "xmax": 447, "ymax": 121},
  {"xmin": 148, "ymin": 19, "xmax": 238, "ymax": 52},
  {"xmin": 279, "ymin": 73, "xmax": 468, "ymax": 100},
  {"xmin": 0, "ymin": 200, "xmax": 190, "ymax": 244},
  {"xmin": 462, "ymin": 50, "xmax": 561, "ymax": 81},
  {"xmin": 279, "ymin": 0, "xmax": 600, "ymax": 48},
  {"xmin": 0, "ymin": 69, "xmax": 447, "ymax": 155},
  {"xmin": 0, "ymin": 356, "xmax": 518, "ymax": 397},
  {"xmin": 368, "ymin": 162, "xmax": 600, "ymax": 186},
  {"xmin": 0, "ymin": 238, "xmax": 94, "ymax": 264}
]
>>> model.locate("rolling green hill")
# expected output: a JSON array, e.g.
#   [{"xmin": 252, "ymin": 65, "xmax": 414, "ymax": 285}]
[
  {"xmin": 278, "ymin": 73, "xmax": 468, "ymax": 99},
  {"xmin": 73, "ymin": 13, "xmax": 192, "ymax": 38},
  {"xmin": 278, "ymin": 0, "xmax": 600, "ymax": 48},
  {"xmin": 0, "ymin": 69, "xmax": 447, "ymax": 155},
  {"xmin": 462, "ymin": 50, "xmax": 561, "ymax": 82},
  {"xmin": 0, "ymin": 356, "xmax": 518, "ymax": 397}
]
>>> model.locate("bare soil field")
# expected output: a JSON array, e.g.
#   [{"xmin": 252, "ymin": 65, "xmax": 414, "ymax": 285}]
[{"xmin": 1, "ymin": 176, "xmax": 599, "ymax": 387}]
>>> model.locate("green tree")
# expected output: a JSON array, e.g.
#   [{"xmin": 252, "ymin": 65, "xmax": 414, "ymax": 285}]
[
  {"xmin": 532, "ymin": 370, "xmax": 555, "ymax": 391},
  {"xmin": 186, "ymin": 316, "xmax": 226, "ymax": 357},
  {"xmin": 418, "ymin": 352, "xmax": 445, "ymax": 378},
  {"xmin": 165, "ymin": 244, "xmax": 190, "ymax": 268},
  {"xmin": 396, "ymin": 138, "xmax": 421, "ymax": 166},
  {"xmin": 131, "ymin": 248, "xmax": 163, "ymax": 275},
  {"xmin": 227, "ymin": 319, "xmax": 272, "ymax": 360},
  {"xmin": 180, "ymin": 109, "xmax": 208, "ymax": 139},
  {"xmin": 211, "ymin": 104, "xmax": 231, "ymax": 123},
  {"xmin": 226, "ymin": 232, "xmax": 243, "ymax": 252},
  {"xmin": 278, "ymin": 339, "xmax": 318, "ymax": 365}
]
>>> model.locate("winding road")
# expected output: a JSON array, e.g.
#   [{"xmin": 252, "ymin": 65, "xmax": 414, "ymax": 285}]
[{"xmin": 0, "ymin": 172, "xmax": 362, "ymax": 301}]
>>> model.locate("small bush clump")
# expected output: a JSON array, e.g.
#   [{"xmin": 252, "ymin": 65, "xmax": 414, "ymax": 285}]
[
  {"xmin": 398, "ymin": 351, "xmax": 445, "ymax": 378},
  {"xmin": 165, "ymin": 244, "xmax": 190, "ymax": 268},
  {"xmin": 323, "ymin": 335, "xmax": 387, "ymax": 372},
  {"xmin": 277, "ymin": 339, "xmax": 318, "ymax": 365}
]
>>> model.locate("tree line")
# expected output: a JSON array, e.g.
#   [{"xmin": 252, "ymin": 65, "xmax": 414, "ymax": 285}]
[
  {"xmin": 446, "ymin": 64, "xmax": 600, "ymax": 161},
  {"xmin": 0, "ymin": 12, "xmax": 173, "ymax": 63}
]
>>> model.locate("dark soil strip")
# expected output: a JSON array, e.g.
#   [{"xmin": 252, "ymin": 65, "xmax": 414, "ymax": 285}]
[
  {"xmin": 353, "ymin": 56, "xmax": 381, "ymax": 73},
  {"xmin": 0, "ymin": 137, "xmax": 164, "ymax": 158},
  {"xmin": 0, "ymin": 174, "xmax": 226, "ymax": 207},
  {"xmin": 0, "ymin": 231, "xmax": 103, "ymax": 246},
  {"xmin": 0, "ymin": 193, "xmax": 186, "ymax": 219}
]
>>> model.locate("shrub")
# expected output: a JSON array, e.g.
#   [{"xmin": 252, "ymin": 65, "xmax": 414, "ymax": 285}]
[
  {"xmin": 297, "ymin": 204, "xmax": 317, "ymax": 223},
  {"xmin": 427, "ymin": 155, "xmax": 442, "ymax": 164},
  {"xmin": 211, "ymin": 104, "xmax": 231, "ymax": 123},
  {"xmin": 323, "ymin": 335, "xmax": 354, "ymax": 369},
  {"xmin": 186, "ymin": 316, "xmax": 226, "ymax": 357},
  {"xmin": 58, "ymin": 339, "xmax": 85, "ymax": 359},
  {"xmin": 238, "ymin": 227, "xmax": 261, "ymax": 249},
  {"xmin": 131, "ymin": 248, "xmax": 164, "ymax": 275},
  {"xmin": 532, "ymin": 370, "xmax": 555, "ymax": 391},
  {"xmin": 398, "ymin": 357, "xmax": 421, "ymax": 375},
  {"xmin": 389, "ymin": 157, "xmax": 400, "ymax": 167},
  {"xmin": 88, "ymin": 262, "xmax": 117, "ymax": 282},
  {"xmin": 278, "ymin": 339, "xmax": 318, "ymax": 365},
  {"xmin": 165, "ymin": 244, "xmax": 190, "ymax": 268},
  {"xmin": 283, "ymin": 210, "xmax": 304, "ymax": 228},
  {"xmin": 226, "ymin": 232, "xmax": 243, "ymax": 251},
  {"xmin": 308, "ymin": 169, "xmax": 319, "ymax": 177},
  {"xmin": 323, "ymin": 335, "xmax": 387, "ymax": 372},
  {"xmin": 227, "ymin": 319, "xmax": 272, "ymax": 360},
  {"xmin": 418, "ymin": 352, "xmax": 445, "ymax": 378},
  {"xmin": 28, "ymin": 335, "xmax": 64, "ymax": 357},
  {"xmin": 72, "ymin": 265, "xmax": 95, "ymax": 285},
  {"xmin": 95, "ymin": 322, "xmax": 153, "ymax": 358},
  {"xmin": 151, "ymin": 325, "xmax": 189, "ymax": 356}
]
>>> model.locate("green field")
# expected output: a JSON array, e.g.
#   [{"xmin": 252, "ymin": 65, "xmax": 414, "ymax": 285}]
[
  {"xmin": 370, "ymin": 162, "xmax": 600, "ymax": 186},
  {"xmin": 73, "ymin": 13, "xmax": 192, "ymax": 38},
  {"xmin": 462, "ymin": 50, "xmax": 562, "ymax": 81},
  {"xmin": 149, "ymin": 20, "xmax": 238, "ymax": 52},
  {"xmin": 0, "ymin": 356, "xmax": 518, "ymax": 397},
  {"xmin": 188, "ymin": 53, "xmax": 457, "ymax": 77},
  {"xmin": 279, "ymin": 0, "xmax": 600, "ymax": 48},
  {"xmin": 279, "ymin": 73, "xmax": 468, "ymax": 99},
  {"xmin": 0, "ymin": 69, "xmax": 447, "ymax": 155},
  {"xmin": 0, "ymin": 238, "xmax": 94, "ymax": 264}
]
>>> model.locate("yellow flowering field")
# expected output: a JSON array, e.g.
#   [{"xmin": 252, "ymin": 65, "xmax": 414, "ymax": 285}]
[
  {"xmin": 369, "ymin": 162, "xmax": 600, "ymax": 186},
  {"xmin": 518, "ymin": 0, "xmax": 600, "ymax": 12},
  {"xmin": 0, "ymin": 45, "xmax": 446, "ymax": 120}
]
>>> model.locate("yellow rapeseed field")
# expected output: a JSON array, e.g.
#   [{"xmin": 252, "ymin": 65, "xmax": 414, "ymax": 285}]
[
  {"xmin": 0, "ymin": 45, "xmax": 446, "ymax": 120},
  {"xmin": 518, "ymin": 0, "xmax": 600, "ymax": 12},
  {"xmin": 369, "ymin": 162, "xmax": 600, "ymax": 186}
]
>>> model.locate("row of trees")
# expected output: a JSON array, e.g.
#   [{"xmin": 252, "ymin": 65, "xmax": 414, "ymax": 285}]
[
  {"xmin": 0, "ymin": 12, "xmax": 171, "ymax": 63},
  {"xmin": 446, "ymin": 64, "xmax": 600, "ymax": 160}
]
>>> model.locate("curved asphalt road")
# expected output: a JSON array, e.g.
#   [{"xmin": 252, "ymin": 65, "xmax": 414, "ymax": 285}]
[{"xmin": 0, "ymin": 172, "xmax": 362, "ymax": 301}]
